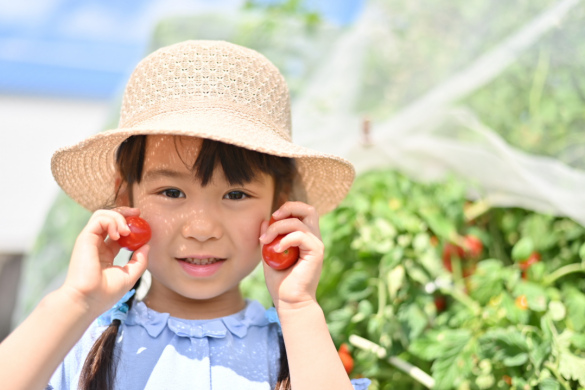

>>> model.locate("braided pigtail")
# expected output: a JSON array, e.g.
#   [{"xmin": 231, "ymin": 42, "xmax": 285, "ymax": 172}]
[
  {"xmin": 78, "ymin": 278, "xmax": 141, "ymax": 390},
  {"xmin": 274, "ymin": 335, "xmax": 291, "ymax": 390}
]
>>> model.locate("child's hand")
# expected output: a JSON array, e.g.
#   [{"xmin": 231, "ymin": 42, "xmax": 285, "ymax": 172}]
[
  {"xmin": 62, "ymin": 207, "xmax": 149, "ymax": 316},
  {"xmin": 260, "ymin": 201, "xmax": 323, "ymax": 312}
]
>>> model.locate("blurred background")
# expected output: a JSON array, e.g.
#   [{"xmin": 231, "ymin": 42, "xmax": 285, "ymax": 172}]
[
  {"xmin": 0, "ymin": 0, "xmax": 363, "ymax": 337},
  {"xmin": 1, "ymin": 0, "xmax": 585, "ymax": 388}
]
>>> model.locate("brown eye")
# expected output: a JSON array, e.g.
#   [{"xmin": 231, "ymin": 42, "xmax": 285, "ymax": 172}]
[
  {"xmin": 162, "ymin": 189, "xmax": 183, "ymax": 198},
  {"xmin": 224, "ymin": 191, "xmax": 247, "ymax": 200}
]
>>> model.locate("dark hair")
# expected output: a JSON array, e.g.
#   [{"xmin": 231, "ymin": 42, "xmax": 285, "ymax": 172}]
[{"xmin": 79, "ymin": 135, "xmax": 296, "ymax": 390}]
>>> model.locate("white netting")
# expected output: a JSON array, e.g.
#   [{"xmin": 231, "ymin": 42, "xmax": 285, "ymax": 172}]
[{"xmin": 292, "ymin": 0, "xmax": 585, "ymax": 226}]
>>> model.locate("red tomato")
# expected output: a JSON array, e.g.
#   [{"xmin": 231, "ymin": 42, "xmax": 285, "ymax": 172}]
[
  {"xmin": 463, "ymin": 235, "xmax": 483, "ymax": 258},
  {"xmin": 262, "ymin": 217, "xmax": 300, "ymax": 270},
  {"xmin": 338, "ymin": 344, "xmax": 354, "ymax": 375},
  {"xmin": 442, "ymin": 242, "xmax": 465, "ymax": 272},
  {"xmin": 519, "ymin": 252, "xmax": 541, "ymax": 280},
  {"xmin": 434, "ymin": 295, "xmax": 447, "ymax": 312},
  {"xmin": 118, "ymin": 216, "xmax": 152, "ymax": 251}
]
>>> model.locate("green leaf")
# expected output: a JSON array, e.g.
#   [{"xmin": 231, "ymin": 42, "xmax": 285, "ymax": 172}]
[
  {"xmin": 579, "ymin": 242, "xmax": 585, "ymax": 262},
  {"xmin": 548, "ymin": 301, "xmax": 566, "ymax": 321},
  {"xmin": 431, "ymin": 336, "xmax": 476, "ymax": 390},
  {"xmin": 512, "ymin": 237, "xmax": 535, "ymax": 261},
  {"xmin": 468, "ymin": 259, "xmax": 506, "ymax": 305},
  {"xmin": 514, "ymin": 282, "xmax": 548, "ymax": 312},
  {"xmin": 476, "ymin": 374, "xmax": 495, "ymax": 389},
  {"xmin": 419, "ymin": 206, "xmax": 456, "ymax": 238},
  {"xmin": 387, "ymin": 265, "xmax": 405, "ymax": 300},
  {"xmin": 559, "ymin": 351, "xmax": 585, "ymax": 386},
  {"xmin": 502, "ymin": 293, "xmax": 530, "ymax": 324},
  {"xmin": 479, "ymin": 328, "xmax": 530, "ymax": 367},
  {"xmin": 563, "ymin": 286, "xmax": 585, "ymax": 332},
  {"xmin": 539, "ymin": 377, "xmax": 560, "ymax": 390},
  {"xmin": 397, "ymin": 302, "xmax": 428, "ymax": 342},
  {"xmin": 530, "ymin": 339, "xmax": 551, "ymax": 370},
  {"xmin": 409, "ymin": 329, "xmax": 472, "ymax": 361}
]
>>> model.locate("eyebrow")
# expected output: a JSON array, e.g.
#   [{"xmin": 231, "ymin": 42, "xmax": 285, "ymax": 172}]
[{"xmin": 142, "ymin": 169, "xmax": 192, "ymax": 182}]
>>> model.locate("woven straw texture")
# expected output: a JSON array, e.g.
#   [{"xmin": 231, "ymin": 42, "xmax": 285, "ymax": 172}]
[{"xmin": 51, "ymin": 40, "xmax": 355, "ymax": 215}]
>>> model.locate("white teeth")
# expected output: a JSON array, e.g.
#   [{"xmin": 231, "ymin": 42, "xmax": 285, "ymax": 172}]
[{"xmin": 182, "ymin": 258, "xmax": 220, "ymax": 265}]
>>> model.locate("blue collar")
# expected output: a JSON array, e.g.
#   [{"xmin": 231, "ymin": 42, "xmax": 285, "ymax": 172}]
[{"xmin": 124, "ymin": 300, "xmax": 276, "ymax": 339}]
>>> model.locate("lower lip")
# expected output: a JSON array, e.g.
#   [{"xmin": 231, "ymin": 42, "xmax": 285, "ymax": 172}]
[{"xmin": 177, "ymin": 259, "xmax": 225, "ymax": 278}]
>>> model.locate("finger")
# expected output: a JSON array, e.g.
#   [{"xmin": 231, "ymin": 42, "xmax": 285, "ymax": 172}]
[
  {"xmin": 259, "ymin": 217, "xmax": 311, "ymax": 245},
  {"xmin": 112, "ymin": 206, "xmax": 141, "ymax": 219},
  {"xmin": 84, "ymin": 210, "xmax": 126, "ymax": 241},
  {"xmin": 258, "ymin": 219, "xmax": 270, "ymax": 243},
  {"xmin": 123, "ymin": 245, "xmax": 149, "ymax": 284},
  {"xmin": 276, "ymin": 231, "xmax": 323, "ymax": 257},
  {"xmin": 111, "ymin": 208, "xmax": 140, "ymax": 237},
  {"xmin": 272, "ymin": 202, "xmax": 320, "ymax": 234}
]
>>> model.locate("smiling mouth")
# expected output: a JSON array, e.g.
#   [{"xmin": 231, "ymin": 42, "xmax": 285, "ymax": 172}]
[{"xmin": 178, "ymin": 258, "xmax": 225, "ymax": 265}]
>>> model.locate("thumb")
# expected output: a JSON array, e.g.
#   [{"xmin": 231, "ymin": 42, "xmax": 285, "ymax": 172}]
[{"xmin": 124, "ymin": 245, "xmax": 149, "ymax": 284}]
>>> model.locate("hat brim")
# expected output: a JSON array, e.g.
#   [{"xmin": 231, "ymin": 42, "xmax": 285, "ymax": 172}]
[{"xmin": 51, "ymin": 108, "xmax": 355, "ymax": 215}]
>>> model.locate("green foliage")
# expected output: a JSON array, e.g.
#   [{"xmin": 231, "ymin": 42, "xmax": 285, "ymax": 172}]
[{"xmin": 319, "ymin": 169, "xmax": 585, "ymax": 389}]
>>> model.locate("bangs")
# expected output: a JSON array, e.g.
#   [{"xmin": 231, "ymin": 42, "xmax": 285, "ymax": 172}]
[
  {"xmin": 116, "ymin": 135, "xmax": 296, "ymax": 205},
  {"xmin": 193, "ymin": 139, "xmax": 289, "ymax": 186}
]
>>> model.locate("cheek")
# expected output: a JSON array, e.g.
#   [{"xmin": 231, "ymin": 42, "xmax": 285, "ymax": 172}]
[{"xmin": 233, "ymin": 215, "xmax": 265, "ymax": 254}]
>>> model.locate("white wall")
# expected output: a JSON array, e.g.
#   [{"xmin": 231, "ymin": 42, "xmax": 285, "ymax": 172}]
[{"xmin": 0, "ymin": 95, "xmax": 111, "ymax": 252}]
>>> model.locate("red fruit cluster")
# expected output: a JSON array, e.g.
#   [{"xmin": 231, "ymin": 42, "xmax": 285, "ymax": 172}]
[
  {"xmin": 519, "ymin": 252, "xmax": 541, "ymax": 280},
  {"xmin": 338, "ymin": 344, "xmax": 354, "ymax": 374},
  {"xmin": 442, "ymin": 234, "xmax": 483, "ymax": 277}
]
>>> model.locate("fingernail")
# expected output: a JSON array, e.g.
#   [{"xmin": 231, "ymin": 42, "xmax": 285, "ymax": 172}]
[{"xmin": 259, "ymin": 234, "xmax": 266, "ymax": 242}]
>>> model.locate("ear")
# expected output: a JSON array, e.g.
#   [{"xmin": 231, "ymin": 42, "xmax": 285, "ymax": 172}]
[{"xmin": 114, "ymin": 174, "xmax": 131, "ymax": 207}]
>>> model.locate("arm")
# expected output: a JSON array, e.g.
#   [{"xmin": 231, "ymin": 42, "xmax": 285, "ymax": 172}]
[
  {"xmin": 278, "ymin": 301, "xmax": 352, "ymax": 390},
  {"xmin": 261, "ymin": 202, "xmax": 353, "ymax": 390},
  {"xmin": 0, "ymin": 208, "xmax": 148, "ymax": 390}
]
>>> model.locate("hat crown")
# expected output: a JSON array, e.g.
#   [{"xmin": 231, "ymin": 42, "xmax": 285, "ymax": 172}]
[{"xmin": 119, "ymin": 40, "xmax": 292, "ymax": 140}]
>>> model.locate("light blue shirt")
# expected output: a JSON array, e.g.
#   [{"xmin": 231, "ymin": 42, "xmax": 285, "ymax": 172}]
[{"xmin": 48, "ymin": 300, "xmax": 371, "ymax": 389}]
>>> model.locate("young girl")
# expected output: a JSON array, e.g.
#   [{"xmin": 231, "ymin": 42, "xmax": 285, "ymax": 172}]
[{"xmin": 0, "ymin": 40, "xmax": 370, "ymax": 390}]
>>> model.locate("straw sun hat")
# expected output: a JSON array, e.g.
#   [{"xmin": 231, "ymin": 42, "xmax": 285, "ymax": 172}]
[{"xmin": 51, "ymin": 40, "xmax": 355, "ymax": 215}]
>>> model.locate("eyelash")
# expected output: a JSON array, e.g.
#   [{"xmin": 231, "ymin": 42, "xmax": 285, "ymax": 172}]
[
  {"xmin": 224, "ymin": 191, "xmax": 249, "ymax": 200},
  {"xmin": 159, "ymin": 189, "xmax": 249, "ymax": 200},
  {"xmin": 161, "ymin": 188, "xmax": 184, "ymax": 199}
]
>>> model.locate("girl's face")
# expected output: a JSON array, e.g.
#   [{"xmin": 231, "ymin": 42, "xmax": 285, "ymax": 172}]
[{"xmin": 128, "ymin": 135, "xmax": 275, "ymax": 318}]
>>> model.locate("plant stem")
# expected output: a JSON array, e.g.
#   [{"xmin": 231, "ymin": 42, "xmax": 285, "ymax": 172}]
[
  {"xmin": 439, "ymin": 286, "xmax": 481, "ymax": 315},
  {"xmin": 543, "ymin": 263, "xmax": 585, "ymax": 286},
  {"xmin": 544, "ymin": 362, "xmax": 571, "ymax": 390},
  {"xmin": 349, "ymin": 335, "xmax": 436, "ymax": 389}
]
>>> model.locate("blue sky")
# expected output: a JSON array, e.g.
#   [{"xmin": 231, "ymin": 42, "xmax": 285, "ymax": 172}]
[{"xmin": 0, "ymin": 0, "xmax": 364, "ymax": 99}]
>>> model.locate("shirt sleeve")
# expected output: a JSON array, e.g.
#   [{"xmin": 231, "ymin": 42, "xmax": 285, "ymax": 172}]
[{"xmin": 351, "ymin": 378, "xmax": 372, "ymax": 389}]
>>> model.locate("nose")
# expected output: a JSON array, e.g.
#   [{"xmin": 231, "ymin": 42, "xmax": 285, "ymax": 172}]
[{"xmin": 181, "ymin": 208, "xmax": 223, "ymax": 242}]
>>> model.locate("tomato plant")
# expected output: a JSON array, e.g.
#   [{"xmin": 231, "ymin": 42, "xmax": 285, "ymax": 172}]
[
  {"xmin": 318, "ymin": 169, "xmax": 585, "ymax": 389},
  {"xmin": 118, "ymin": 216, "xmax": 151, "ymax": 251},
  {"xmin": 262, "ymin": 217, "xmax": 300, "ymax": 270}
]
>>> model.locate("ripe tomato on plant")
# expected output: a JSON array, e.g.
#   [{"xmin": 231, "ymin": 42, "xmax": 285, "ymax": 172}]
[
  {"xmin": 338, "ymin": 344, "xmax": 354, "ymax": 375},
  {"xmin": 463, "ymin": 234, "xmax": 483, "ymax": 258},
  {"xmin": 442, "ymin": 242, "xmax": 465, "ymax": 272},
  {"xmin": 519, "ymin": 251, "xmax": 541, "ymax": 280},
  {"xmin": 262, "ymin": 217, "xmax": 300, "ymax": 270},
  {"xmin": 434, "ymin": 295, "xmax": 447, "ymax": 313},
  {"xmin": 118, "ymin": 216, "xmax": 152, "ymax": 251}
]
